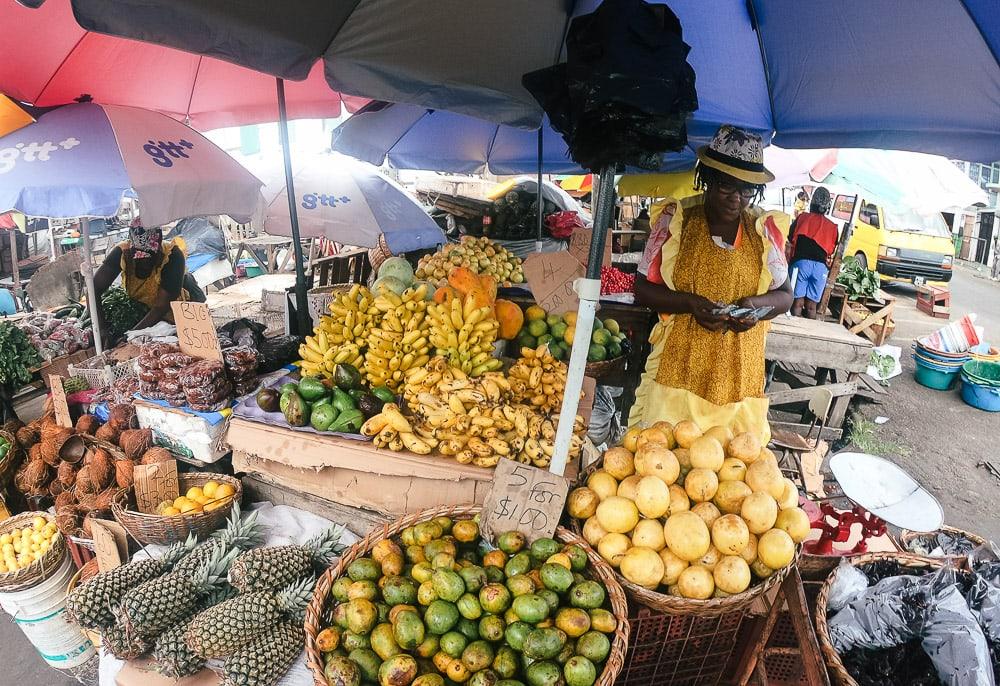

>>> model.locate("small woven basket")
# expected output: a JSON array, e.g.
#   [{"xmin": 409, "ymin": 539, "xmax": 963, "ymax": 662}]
[
  {"xmin": 307, "ymin": 283, "xmax": 354, "ymax": 324},
  {"xmin": 574, "ymin": 456, "xmax": 795, "ymax": 617},
  {"xmin": 584, "ymin": 355, "xmax": 626, "ymax": 380},
  {"xmin": 0, "ymin": 511, "xmax": 67, "ymax": 592},
  {"xmin": 814, "ymin": 552, "xmax": 952, "ymax": 686},
  {"xmin": 896, "ymin": 525, "xmax": 986, "ymax": 563},
  {"xmin": 367, "ymin": 233, "xmax": 393, "ymax": 277},
  {"xmin": 0, "ymin": 428, "xmax": 23, "ymax": 487},
  {"xmin": 111, "ymin": 472, "xmax": 241, "ymax": 545},
  {"xmin": 304, "ymin": 504, "xmax": 630, "ymax": 686}
]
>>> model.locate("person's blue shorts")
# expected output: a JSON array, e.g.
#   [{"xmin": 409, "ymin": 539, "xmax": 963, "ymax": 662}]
[{"xmin": 792, "ymin": 259, "xmax": 829, "ymax": 302}]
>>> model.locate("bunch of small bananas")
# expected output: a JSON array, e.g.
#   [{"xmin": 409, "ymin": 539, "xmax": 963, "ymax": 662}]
[
  {"xmin": 297, "ymin": 284, "xmax": 373, "ymax": 377},
  {"xmin": 362, "ymin": 356, "xmax": 586, "ymax": 469},
  {"xmin": 363, "ymin": 283, "xmax": 432, "ymax": 391},
  {"xmin": 426, "ymin": 294, "xmax": 503, "ymax": 376},
  {"xmin": 508, "ymin": 344, "xmax": 576, "ymax": 413}
]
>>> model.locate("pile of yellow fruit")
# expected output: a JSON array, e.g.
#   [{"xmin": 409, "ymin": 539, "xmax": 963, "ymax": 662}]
[
  {"xmin": 567, "ymin": 422, "xmax": 809, "ymax": 600},
  {"xmin": 155, "ymin": 480, "xmax": 237, "ymax": 517},
  {"xmin": 0, "ymin": 516, "xmax": 60, "ymax": 573}
]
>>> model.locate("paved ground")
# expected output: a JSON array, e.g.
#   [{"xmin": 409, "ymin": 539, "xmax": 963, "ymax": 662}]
[{"xmin": 852, "ymin": 263, "xmax": 1000, "ymax": 542}]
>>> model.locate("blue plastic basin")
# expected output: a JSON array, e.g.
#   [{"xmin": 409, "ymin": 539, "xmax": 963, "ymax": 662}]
[{"xmin": 961, "ymin": 379, "xmax": 1000, "ymax": 411}]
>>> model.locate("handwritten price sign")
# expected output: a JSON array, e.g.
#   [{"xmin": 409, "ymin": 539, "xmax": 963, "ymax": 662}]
[
  {"xmin": 481, "ymin": 458, "xmax": 569, "ymax": 544},
  {"xmin": 171, "ymin": 301, "xmax": 222, "ymax": 361},
  {"xmin": 523, "ymin": 251, "xmax": 584, "ymax": 315},
  {"xmin": 567, "ymin": 228, "xmax": 612, "ymax": 270},
  {"xmin": 133, "ymin": 459, "xmax": 179, "ymax": 514}
]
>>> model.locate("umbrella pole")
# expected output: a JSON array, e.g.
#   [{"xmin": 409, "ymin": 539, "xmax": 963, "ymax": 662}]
[
  {"xmin": 81, "ymin": 219, "xmax": 103, "ymax": 355},
  {"xmin": 276, "ymin": 78, "xmax": 311, "ymax": 335},
  {"xmin": 536, "ymin": 128, "xmax": 544, "ymax": 252},
  {"xmin": 549, "ymin": 164, "xmax": 615, "ymax": 476}
]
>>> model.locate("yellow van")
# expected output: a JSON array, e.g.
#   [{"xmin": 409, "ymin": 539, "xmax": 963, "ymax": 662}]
[{"xmin": 830, "ymin": 194, "xmax": 954, "ymax": 284}]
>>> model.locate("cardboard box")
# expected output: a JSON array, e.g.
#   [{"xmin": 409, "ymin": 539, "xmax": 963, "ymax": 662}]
[{"xmin": 227, "ymin": 418, "xmax": 580, "ymax": 517}]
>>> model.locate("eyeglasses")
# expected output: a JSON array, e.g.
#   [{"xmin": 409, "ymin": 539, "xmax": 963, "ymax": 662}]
[{"xmin": 714, "ymin": 181, "xmax": 758, "ymax": 201}]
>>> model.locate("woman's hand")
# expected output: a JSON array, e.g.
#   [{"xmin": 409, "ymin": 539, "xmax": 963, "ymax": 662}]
[{"xmin": 686, "ymin": 294, "xmax": 728, "ymax": 332}]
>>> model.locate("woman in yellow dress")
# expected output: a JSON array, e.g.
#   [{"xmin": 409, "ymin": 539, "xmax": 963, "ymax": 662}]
[{"xmin": 629, "ymin": 126, "xmax": 792, "ymax": 441}]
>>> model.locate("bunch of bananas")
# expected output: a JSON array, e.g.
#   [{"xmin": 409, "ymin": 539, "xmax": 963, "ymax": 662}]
[
  {"xmin": 426, "ymin": 294, "xmax": 503, "ymax": 376},
  {"xmin": 362, "ymin": 356, "xmax": 586, "ymax": 469},
  {"xmin": 363, "ymin": 283, "xmax": 432, "ymax": 391},
  {"xmin": 298, "ymin": 284, "xmax": 373, "ymax": 378},
  {"xmin": 508, "ymin": 344, "xmax": 576, "ymax": 413}
]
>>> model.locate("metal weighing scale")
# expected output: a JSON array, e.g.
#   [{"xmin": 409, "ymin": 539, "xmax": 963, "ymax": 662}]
[{"xmin": 802, "ymin": 452, "xmax": 943, "ymax": 556}]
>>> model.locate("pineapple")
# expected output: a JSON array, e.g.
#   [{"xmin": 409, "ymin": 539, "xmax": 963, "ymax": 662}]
[
  {"xmin": 173, "ymin": 504, "xmax": 263, "ymax": 576},
  {"xmin": 66, "ymin": 535, "xmax": 196, "ymax": 629},
  {"xmin": 228, "ymin": 525, "xmax": 344, "ymax": 592},
  {"xmin": 103, "ymin": 623, "xmax": 150, "ymax": 661},
  {"xmin": 222, "ymin": 621, "xmax": 303, "ymax": 686},
  {"xmin": 153, "ymin": 585, "xmax": 237, "ymax": 679},
  {"xmin": 185, "ymin": 577, "xmax": 314, "ymax": 659},
  {"xmin": 117, "ymin": 546, "xmax": 237, "ymax": 641}
]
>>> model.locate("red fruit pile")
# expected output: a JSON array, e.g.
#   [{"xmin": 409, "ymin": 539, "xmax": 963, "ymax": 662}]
[{"xmin": 600, "ymin": 266, "xmax": 635, "ymax": 295}]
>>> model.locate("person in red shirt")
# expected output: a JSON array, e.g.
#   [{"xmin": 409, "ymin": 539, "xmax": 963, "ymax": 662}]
[{"xmin": 786, "ymin": 187, "xmax": 839, "ymax": 319}]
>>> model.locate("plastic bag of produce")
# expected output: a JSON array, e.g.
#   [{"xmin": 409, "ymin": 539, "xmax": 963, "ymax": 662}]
[
  {"xmin": 217, "ymin": 318, "xmax": 265, "ymax": 350},
  {"xmin": 921, "ymin": 582, "xmax": 995, "ymax": 686},
  {"xmin": 259, "ymin": 335, "xmax": 304, "ymax": 373},
  {"xmin": 828, "ymin": 574, "xmax": 928, "ymax": 652},
  {"xmin": 828, "ymin": 560, "xmax": 870, "ymax": 612}
]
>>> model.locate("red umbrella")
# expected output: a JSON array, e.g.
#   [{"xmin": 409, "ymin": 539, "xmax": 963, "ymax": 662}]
[{"xmin": 0, "ymin": 0, "xmax": 366, "ymax": 129}]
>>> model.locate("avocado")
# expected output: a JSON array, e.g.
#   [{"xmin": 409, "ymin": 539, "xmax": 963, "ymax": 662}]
[
  {"xmin": 310, "ymin": 404, "xmax": 339, "ymax": 431},
  {"xmin": 298, "ymin": 376, "xmax": 327, "ymax": 401},
  {"xmin": 331, "ymin": 387, "xmax": 356, "ymax": 414},
  {"xmin": 371, "ymin": 386, "xmax": 396, "ymax": 404},
  {"xmin": 280, "ymin": 382, "xmax": 299, "ymax": 396},
  {"xmin": 282, "ymin": 391, "xmax": 309, "ymax": 427},
  {"xmin": 334, "ymin": 363, "xmax": 362, "ymax": 391},
  {"xmin": 312, "ymin": 396, "xmax": 333, "ymax": 409},
  {"xmin": 356, "ymin": 393, "xmax": 386, "ymax": 419},
  {"xmin": 329, "ymin": 409, "xmax": 364, "ymax": 434},
  {"xmin": 255, "ymin": 388, "xmax": 280, "ymax": 413},
  {"xmin": 348, "ymin": 388, "xmax": 366, "ymax": 402},
  {"xmin": 279, "ymin": 391, "xmax": 294, "ymax": 415}
]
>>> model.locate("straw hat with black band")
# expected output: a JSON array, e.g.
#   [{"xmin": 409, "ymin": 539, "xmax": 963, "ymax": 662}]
[{"xmin": 696, "ymin": 124, "xmax": 775, "ymax": 185}]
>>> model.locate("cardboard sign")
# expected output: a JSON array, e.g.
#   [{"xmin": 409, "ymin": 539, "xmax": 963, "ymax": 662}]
[
  {"xmin": 481, "ymin": 458, "xmax": 569, "ymax": 543},
  {"xmin": 133, "ymin": 460, "xmax": 179, "ymax": 514},
  {"xmin": 171, "ymin": 301, "xmax": 222, "ymax": 361},
  {"xmin": 49, "ymin": 375, "xmax": 72, "ymax": 428},
  {"xmin": 90, "ymin": 519, "xmax": 129, "ymax": 572},
  {"xmin": 567, "ymin": 227, "xmax": 613, "ymax": 270},
  {"xmin": 523, "ymin": 251, "xmax": 584, "ymax": 315}
]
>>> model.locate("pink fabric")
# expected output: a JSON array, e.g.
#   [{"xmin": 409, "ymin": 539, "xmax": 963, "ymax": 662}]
[{"xmin": 0, "ymin": 1, "xmax": 366, "ymax": 130}]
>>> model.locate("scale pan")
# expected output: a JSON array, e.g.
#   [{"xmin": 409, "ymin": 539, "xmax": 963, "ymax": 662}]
[{"xmin": 829, "ymin": 452, "xmax": 943, "ymax": 532}]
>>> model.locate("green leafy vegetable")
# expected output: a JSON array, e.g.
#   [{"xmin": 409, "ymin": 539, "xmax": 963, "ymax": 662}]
[
  {"xmin": 0, "ymin": 323, "xmax": 42, "ymax": 388},
  {"xmin": 836, "ymin": 256, "xmax": 880, "ymax": 301},
  {"xmin": 100, "ymin": 286, "xmax": 148, "ymax": 339}
]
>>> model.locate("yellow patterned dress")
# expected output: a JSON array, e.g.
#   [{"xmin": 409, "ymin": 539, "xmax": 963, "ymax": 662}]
[{"xmin": 628, "ymin": 197, "xmax": 788, "ymax": 442}]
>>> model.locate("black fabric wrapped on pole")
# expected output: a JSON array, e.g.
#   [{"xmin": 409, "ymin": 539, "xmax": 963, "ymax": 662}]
[{"xmin": 522, "ymin": 0, "xmax": 698, "ymax": 172}]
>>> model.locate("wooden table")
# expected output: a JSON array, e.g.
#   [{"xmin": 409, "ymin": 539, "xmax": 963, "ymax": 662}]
[
  {"xmin": 766, "ymin": 316, "xmax": 873, "ymax": 435},
  {"xmin": 231, "ymin": 235, "xmax": 293, "ymax": 274}
]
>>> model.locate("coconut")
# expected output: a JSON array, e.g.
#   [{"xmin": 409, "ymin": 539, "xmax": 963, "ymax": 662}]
[
  {"xmin": 48, "ymin": 479, "xmax": 65, "ymax": 497},
  {"xmin": 120, "ymin": 429, "xmax": 154, "ymax": 461},
  {"xmin": 15, "ymin": 425, "xmax": 40, "ymax": 449},
  {"xmin": 87, "ymin": 448, "xmax": 114, "ymax": 490},
  {"xmin": 56, "ymin": 460, "xmax": 77, "ymax": 488},
  {"xmin": 55, "ymin": 491, "xmax": 76, "ymax": 510},
  {"xmin": 58, "ymin": 435, "xmax": 86, "ymax": 464},
  {"xmin": 94, "ymin": 424, "xmax": 121, "ymax": 446},
  {"xmin": 24, "ymin": 459, "xmax": 50, "ymax": 490},
  {"xmin": 93, "ymin": 488, "xmax": 118, "ymax": 514},
  {"xmin": 140, "ymin": 447, "xmax": 172, "ymax": 465},
  {"xmin": 115, "ymin": 459, "xmax": 135, "ymax": 489},
  {"xmin": 76, "ymin": 492, "xmax": 97, "ymax": 511},
  {"xmin": 39, "ymin": 437, "xmax": 65, "ymax": 467},
  {"xmin": 75, "ymin": 415, "xmax": 100, "ymax": 436},
  {"xmin": 55, "ymin": 508, "xmax": 80, "ymax": 536},
  {"xmin": 75, "ymin": 465, "xmax": 98, "ymax": 495},
  {"xmin": 108, "ymin": 404, "xmax": 137, "ymax": 431}
]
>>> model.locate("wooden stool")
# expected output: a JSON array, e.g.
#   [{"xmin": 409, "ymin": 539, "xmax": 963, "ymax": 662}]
[{"xmin": 916, "ymin": 285, "xmax": 950, "ymax": 319}]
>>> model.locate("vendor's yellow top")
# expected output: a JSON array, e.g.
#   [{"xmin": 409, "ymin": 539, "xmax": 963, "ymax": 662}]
[
  {"xmin": 629, "ymin": 195, "xmax": 784, "ymax": 443},
  {"xmin": 117, "ymin": 238, "xmax": 189, "ymax": 309}
]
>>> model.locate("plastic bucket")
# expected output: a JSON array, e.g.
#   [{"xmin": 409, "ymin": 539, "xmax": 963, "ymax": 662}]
[
  {"xmin": 914, "ymin": 357, "xmax": 959, "ymax": 390},
  {"xmin": 961, "ymin": 378, "xmax": 1000, "ymax": 412},
  {"xmin": 0, "ymin": 556, "xmax": 96, "ymax": 669}
]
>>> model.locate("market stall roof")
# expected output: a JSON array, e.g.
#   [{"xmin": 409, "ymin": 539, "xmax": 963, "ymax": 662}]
[
  {"xmin": 67, "ymin": 0, "xmax": 1000, "ymax": 161},
  {"xmin": 0, "ymin": 0, "xmax": 366, "ymax": 130}
]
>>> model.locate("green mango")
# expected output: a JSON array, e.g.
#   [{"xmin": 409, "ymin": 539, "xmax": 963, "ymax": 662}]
[
  {"xmin": 298, "ymin": 376, "xmax": 328, "ymax": 401},
  {"xmin": 332, "ymin": 387, "xmax": 356, "ymax": 414}
]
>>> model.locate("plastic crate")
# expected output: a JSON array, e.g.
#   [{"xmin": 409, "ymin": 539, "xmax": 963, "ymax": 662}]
[{"xmin": 68, "ymin": 351, "xmax": 136, "ymax": 390}]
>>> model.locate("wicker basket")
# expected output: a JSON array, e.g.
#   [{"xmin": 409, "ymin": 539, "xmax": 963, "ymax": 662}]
[
  {"xmin": 0, "ymin": 427, "xmax": 23, "ymax": 486},
  {"xmin": 66, "ymin": 558, "xmax": 101, "ymax": 646},
  {"xmin": 584, "ymin": 354, "xmax": 626, "ymax": 381},
  {"xmin": 0, "ymin": 511, "xmax": 67, "ymax": 592},
  {"xmin": 111, "ymin": 472, "xmax": 241, "ymax": 545},
  {"xmin": 307, "ymin": 283, "xmax": 354, "ymax": 324},
  {"xmin": 68, "ymin": 351, "xmax": 137, "ymax": 391},
  {"xmin": 574, "ymin": 455, "xmax": 796, "ymax": 617},
  {"xmin": 303, "ymin": 504, "xmax": 630, "ymax": 686},
  {"xmin": 896, "ymin": 525, "xmax": 986, "ymax": 563},
  {"xmin": 814, "ymin": 552, "xmax": 951, "ymax": 686}
]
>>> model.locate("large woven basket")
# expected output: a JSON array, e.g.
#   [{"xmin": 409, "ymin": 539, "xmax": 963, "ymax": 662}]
[
  {"xmin": 584, "ymin": 354, "xmax": 626, "ymax": 381},
  {"xmin": 304, "ymin": 504, "xmax": 630, "ymax": 686},
  {"xmin": 814, "ymin": 552, "xmax": 952, "ymax": 686},
  {"xmin": 0, "ymin": 511, "xmax": 66, "ymax": 592},
  {"xmin": 574, "ymin": 456, "xmax": 796, "ymax": 617},
  {"xmin": 111, "ymin": 472, "xmax": 241, "ymax": 545},
  {"xmin": 896, "ymin": 524, "xmax": 986, "ymax": 563}
]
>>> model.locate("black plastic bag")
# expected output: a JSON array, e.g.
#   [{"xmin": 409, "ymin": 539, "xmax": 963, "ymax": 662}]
[
  {"xmin": 922, "ymin": 582, "xmax": 995, "ymax": 686},
  {"xmin": 522, "ymin": 0, "xmax": 697, "ymax": 171},
  {"xmin": 217, "ymin": 318, "xmax": 266, "ymax": 351},
  {"xmin": 829, "ymin": 574, "xmax": 928, "ymax": 653},
  {"xmin": 258, "ymin": 335, "xmax": 303, "ymax": 373}
]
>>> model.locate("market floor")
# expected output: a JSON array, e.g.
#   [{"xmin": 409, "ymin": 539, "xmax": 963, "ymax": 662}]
[{"xmin": 853, "ymin": 263, "xmax": 1000, "ymax": 542}]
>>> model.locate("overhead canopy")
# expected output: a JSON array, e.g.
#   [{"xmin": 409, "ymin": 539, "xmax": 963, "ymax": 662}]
[
  {"xmin": 0, "ymin": 0, "xmax": 365, "ymax": 130},
  {"xmin": 68, "ymin": 0, "xmax": 1000, "ymax": 161}
]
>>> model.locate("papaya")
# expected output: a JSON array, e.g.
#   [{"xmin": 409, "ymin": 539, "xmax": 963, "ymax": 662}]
[
  {"xmin": 448, "ymin": 266, "xmax": 482, "ymax": 297},
  {"xmin": 493, "ymin": 299, "xmax": 524, "ymax": 340},
  {"xmin": 479, "ymin": 274, "xmax": 498, "ymax": 301},
  {"xmin": 464, "ymin": 288, "xmax": 493, "ymax": 313},
  {"xmin": 433, "ymin": 286, "xmax": 459, "ymax": 305}
]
